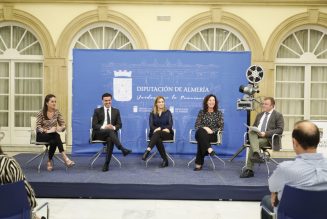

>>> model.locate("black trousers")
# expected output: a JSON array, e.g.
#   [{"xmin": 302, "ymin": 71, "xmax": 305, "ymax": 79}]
[
  {"xmin": 36, "ymin": 132, "xmax": 64, "ymax": 160},
  {"xmin": 148, "ymin": 131, "xmax": 173, "ymax": 160},
  {"xmin": 261, "ymin": 195, "xmax": 274, "ymax": 219},
  {"xmin": 94, "ymin": 129, "xmax": 122, "ymax": 164},
  {"xmin": 195, "ymin": 128, "xmax": 217, "ymax": 166}
]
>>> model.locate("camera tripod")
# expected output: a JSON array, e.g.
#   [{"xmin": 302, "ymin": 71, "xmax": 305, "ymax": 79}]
[{"xmin": 229, "ymin": 110, "xmax": 251, "ymax": 162}]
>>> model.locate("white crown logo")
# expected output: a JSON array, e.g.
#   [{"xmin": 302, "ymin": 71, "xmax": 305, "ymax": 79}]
[{"xmin": 114, "ymin": 70, "xmax": 132, "ymax": 77}]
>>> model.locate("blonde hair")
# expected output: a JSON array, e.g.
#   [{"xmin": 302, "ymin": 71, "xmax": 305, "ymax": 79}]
[{"xmin": 152, "ymin": 96, "xmax": 167, "ymax": 114}]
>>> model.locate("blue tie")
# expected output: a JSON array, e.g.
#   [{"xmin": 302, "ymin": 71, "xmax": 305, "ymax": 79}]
[{"xmin": 260, "ymin": 112, "xmax": 269, "ymax": 132}]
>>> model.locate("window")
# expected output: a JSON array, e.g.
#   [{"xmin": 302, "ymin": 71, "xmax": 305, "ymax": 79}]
[
  {"xmin": 0, "ymin": 24, "xmax": 43, "ymax": 134},
  {"xmin": 182, "ymin": 25, "xmax": 249, "ymax": 51},
  {"xmin": 73, "ymin": 24, "xmax": 135, "ymax": 50},
  {"xmin": 275, "ymin": 27, "xmax": 327, "ymax": 131}
]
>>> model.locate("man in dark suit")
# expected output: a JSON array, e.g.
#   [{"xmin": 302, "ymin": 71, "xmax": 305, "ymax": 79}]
[
  {"xmin": 240, "ymin": 97, "xmax": 284, "ymax": 178},
  {"xmin": 92, "ymin": 93, "xmax": 132, "ymax": 172}
]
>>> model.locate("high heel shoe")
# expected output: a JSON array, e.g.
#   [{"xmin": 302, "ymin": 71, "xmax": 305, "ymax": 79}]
[
  {"xmin": 142, "ymin": 150, "xmax": 150, "ymax": 161},
  {"xmin": 160, "ymin": 159, "xmax": 168, "ymax": 168},
  {"xmin": 47, "ymin": 161, "xmax": 53, "ymax": 171},
  {"xmin": 64, "ymin": 158, "xmax": 75, "ymax": 167}
]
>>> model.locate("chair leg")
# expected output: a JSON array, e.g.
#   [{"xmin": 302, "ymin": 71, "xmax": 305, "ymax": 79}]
[
  {"xmin": 187, "ymin": 157, "xmax": 196, "ymax": 167},
  {"xmin": 213, "ymin": 154, "xmax": 226, "ymax": 167},
  {"xmin": 26, "ymin": 150, "xmax": 46, "ymax": 165},
  {"xmin": 145, "ymin": 151, "xmax": 157, "ymax": 167},
  {"xmin": 166, "ymin": 152, "xmax": 175, "ymax": 167},
  {"xmin": 89, "ymin": 149, "xmax": 103, "ymax": 168},
  {"xmin": 38, "ymin": 150, "xmax": 48, "ymax": 173},
  {"xmin": 112, "ymin": 155, "xmax": 122, "ymax": 168},
  {"xmin": 264, "ymin": 157, "xmax": 270, "ymax": 177},
  {"xmin": 53, "ymin": 154, "xmax": 67, "ymax": 171},
  {"xmin": 208, "ymin": 156, "xmax": 216, "ymax": 170}
]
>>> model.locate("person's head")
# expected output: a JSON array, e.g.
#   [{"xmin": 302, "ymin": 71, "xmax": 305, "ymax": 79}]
[
  {"xmin": 102, "ymin": 93, "xmax": 112, "ymax": 108},
  {"xmin": 292, "ymin": 120, "xmax": 320, "ymax": 154},
  {"xmin": 42, "ymin": 94, "xmax": 56, "ymax": 118},
  {"xmin": 153, "ymin": 96, "xmax": 167, "ymax": 114},
  {"xmin": 203, "ymin": 94, "xmax": 218, "ymax": 112},
  {"xmin": 262, "ymin": 97, "xmax": 275, "ymax": 113}
]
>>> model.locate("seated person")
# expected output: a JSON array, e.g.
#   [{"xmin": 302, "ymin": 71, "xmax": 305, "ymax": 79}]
[
  {"xmin": 261, "ymin": 120, "xmax": 327, "ymax": 219},
  {"xmin": 142, "ymin": 96, "xmax": 174, "ymax": 167},
  {"xmin": 0, "ymin": 145, "xmax": 39, "ymax": 219},
  {"xmin": 193, "ymin": 94, "xmax": 224, "ymax": 171},
  {"xmin": 36, "ymin": 94, "xmax": 75, "ymax": 171},
  {"xmin": 240, "ymin": 97, "xmax": 284, "ymax": 178},
  {"xmin": 92, "ymin": 92, "xmax": 132, "ymax": 172}
]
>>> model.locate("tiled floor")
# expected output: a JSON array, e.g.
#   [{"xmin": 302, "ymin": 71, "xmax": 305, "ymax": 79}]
[{"xmin": 36, "ymin": 198, "xmax": 260, "ymax": 219}]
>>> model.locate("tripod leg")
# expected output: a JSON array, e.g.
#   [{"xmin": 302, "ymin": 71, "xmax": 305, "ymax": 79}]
[{"xmin": 229, "ymin": 144, "xmax": 249, "ymax": 162}]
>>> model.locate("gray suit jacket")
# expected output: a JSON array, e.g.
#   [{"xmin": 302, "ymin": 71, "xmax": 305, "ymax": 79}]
[{"xmin": 253, "ymin": 110, "xmax": 284, "ymax": 150}]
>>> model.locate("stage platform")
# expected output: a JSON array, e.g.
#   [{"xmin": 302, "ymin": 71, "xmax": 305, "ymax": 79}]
[{"xmin": 15, "ymin": 153, "xmax": 283, "ymax": 201}]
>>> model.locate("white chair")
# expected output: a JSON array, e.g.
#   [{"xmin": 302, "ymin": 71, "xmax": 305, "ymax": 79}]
[
  {"xmin": 144, "ymin": 128, "xmax": 176, "ymax": 167},
  {"xmin": 89, "ymin": 117, "xmax": 122, "ymax": 168},
  {"xmin": 187, "ymin": 130, "xmax": 225, "ymax": 170},
  {"xmin": 26, "ymin": 117, "xmax": 67, "ymax": 173}
]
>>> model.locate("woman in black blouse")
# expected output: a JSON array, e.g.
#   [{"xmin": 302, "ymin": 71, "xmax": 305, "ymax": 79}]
[
  {"xmin": 142, "ymin": 96, "xmax": 174, "ymax": 167},
  {"xmin": 194, "ymin": 94, "xmax": 224, "ymax": 171}
]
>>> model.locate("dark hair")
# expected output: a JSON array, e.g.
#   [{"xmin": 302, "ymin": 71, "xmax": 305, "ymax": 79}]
[
  {"xmin": 102, "ymin": 93, "xmax": 112, "ymax": 100},
  {"xmin": 42, "ymin": 94, "xmax": 56, "ymax": 119},
  {"xmin": 203, "ymin": 94, "xmax": 218, "ymax": 112},
  {"xmin": 264, "ymin": 97, "xmax": 275, "ymax": 106},
  {"xmin": 292, "ymin": 120, "xmax": 320, "ymax": 149},
  {"xmin": 0, "ymin": 145, "xmax": 3, "ymax": 155}
]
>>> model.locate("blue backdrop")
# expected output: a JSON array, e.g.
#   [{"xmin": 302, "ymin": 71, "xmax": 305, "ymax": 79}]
[{"xmin": 72, "ymin": 49, "xmax": 250, "ymax": 156}]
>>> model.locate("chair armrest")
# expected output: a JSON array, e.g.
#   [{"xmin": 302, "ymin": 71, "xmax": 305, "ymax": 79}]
[
  {"xmin": 89, "ymin": 128, "xmax": 93, "ymax": 143},
  {"xmin": 216, "ymin": 131, "xmax": 223, "ymax": 145},
  {"xmin": 243, "ymin": 132, "xmax": 248, "ymax": 145},
  {"xmin": 33, "ymin": 202, "xmax": 49, "ymax": 219},
  {"xmin": 118, "ymin": 129, "xmax": 122, "ymax": 141},
  {"xmin": 189, "ymin": 129, "xmax": 196, "ymax": 143},
  {"xmin": 145, "ymin": 128, "xmax": 149, "ymax": 141},
  {"xmin": 30, "ymin": 129, "xmax": 37, "ymax": 144},
  {"xmin": 271, "ymin": 134, "xmax": 283, "ymax": 151}
]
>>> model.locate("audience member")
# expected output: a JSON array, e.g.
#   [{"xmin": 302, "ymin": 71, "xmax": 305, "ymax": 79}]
[
  {"xmin": 261, "ymin": 120, "xmax": 327, "ymax": 219},
  {"xmin": 0, "ymin": 145, "xmax": 40, "ymax": 219}
]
